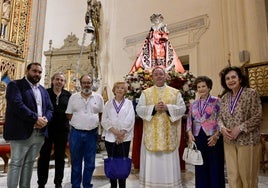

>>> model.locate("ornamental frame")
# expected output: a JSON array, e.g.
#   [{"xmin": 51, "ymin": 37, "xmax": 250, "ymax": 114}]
[{"xmin": 244, "ymin": 62, "xmax": 268, "ymax": 102}]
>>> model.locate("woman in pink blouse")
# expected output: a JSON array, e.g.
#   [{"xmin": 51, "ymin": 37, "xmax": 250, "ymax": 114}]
[
  {"xmin": 187, "ymin": 76, "xmax": 225, "ymax": 188},
  {"xmin": 218, "ymin": 66, "xmax": 262, "ymax": 188}
]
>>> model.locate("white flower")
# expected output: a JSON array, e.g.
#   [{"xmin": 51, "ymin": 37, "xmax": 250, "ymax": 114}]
[
  {"xmin": 131, "ymin": 82, "xmax": 141, "ymax": 89},
  {"xmin": 183, "ymin": 84, "xmax": 189, "ymax": 91},
  {"xmin": 133, "ymin": 72, "xmax": 139, "ymax": 78}
]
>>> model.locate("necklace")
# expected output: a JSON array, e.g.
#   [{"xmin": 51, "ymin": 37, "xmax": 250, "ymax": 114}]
[
  {"xmin": 56, "ymin": 95, "xmax": 60, "ymax": 105},
  {"xmin": 198, "ymin": 95, "xmax": 210, "ymax": 116},
  {"xmin": 228, "ymin": 87, "xmax": 243, "ymax": 115},
  {"xmin": 83, "ymin": 98, "xmax": 89, "ymax": 113},
  {"xmin": 113, "ymin": 98, "xmax": 125, "ymax": 114},
  {"xmin": 54, "ymin": 91, "xmax": 61, "ymax": 106},
  {"xmin": 81, "ymin": 93, "xmax": 91, "ymax": 113}
]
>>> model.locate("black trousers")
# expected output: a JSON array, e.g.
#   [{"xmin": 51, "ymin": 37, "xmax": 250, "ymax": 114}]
[
  {"xmin": 195, "ymin": 128, "xmax": 225, "ymax": 188},
  {"xmin": 37, "ymin": 132, "xmax": 68, "ymax": 186},
  {"xmin": 105, "ymin": 141, "xmax": 131, "ymax": 188}
]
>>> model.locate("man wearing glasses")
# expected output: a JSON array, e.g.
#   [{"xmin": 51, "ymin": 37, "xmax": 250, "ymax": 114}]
[{"xmin": 66, "ymin": 75, "xmax": 104, "ymax": 188}]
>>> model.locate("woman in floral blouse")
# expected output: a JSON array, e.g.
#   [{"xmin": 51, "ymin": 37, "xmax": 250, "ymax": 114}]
[
  {"xmin": 218, "ymin": 66, "xmax": 262, "ymax": 188},
  {"xmin": 187, "ymin": 76, "xmax": 225, "ymax": 188}
]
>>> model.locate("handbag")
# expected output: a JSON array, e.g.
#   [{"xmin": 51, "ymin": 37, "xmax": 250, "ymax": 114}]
[
  {"xmin": 104, "ymin": 143, "xmax": 132, "ymax": 179},
  {"xmin": 182, "ymin": 141, "xmax": 203, "ymax": 165}
]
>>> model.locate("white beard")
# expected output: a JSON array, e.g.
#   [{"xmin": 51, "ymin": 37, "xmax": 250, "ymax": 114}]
[{"xmin": 82, "ymin": 88, "xmax": 92, "ymax": 95}]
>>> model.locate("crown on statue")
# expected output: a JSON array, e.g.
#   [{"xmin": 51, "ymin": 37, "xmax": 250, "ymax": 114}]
[{"xmin": 150, "ymin": 14, "xmax": 168, "ymax": 32}]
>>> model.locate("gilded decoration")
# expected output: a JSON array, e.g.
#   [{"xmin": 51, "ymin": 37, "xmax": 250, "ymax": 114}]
[
  {"xmin": 245, "ymin": 62, "xmax": 268, "ymax": 97},
  {"xmin": 0, "ymin": 0, "xmax": 32, "ymax": 59},
  {"xmin": 0, "ymin": 0, "xmax": 32, "ymax": 121},
  {"xmin": 85, "ymin": 0, "xmax": 101, "ymax": 82},
  {"xmin": 45, "ymin": 0, "xmax": 102, "ymax": 93},
  {"xmin": 0, "ymin": 58, "xmax": 17, "ymax": 121},
  {"xmin": 44, "ymin": 34, "xmax": 93, "ymax": 93},
  {"xmin": 85, "ymin": 0, "xmax": 101, "ymax": 51}
]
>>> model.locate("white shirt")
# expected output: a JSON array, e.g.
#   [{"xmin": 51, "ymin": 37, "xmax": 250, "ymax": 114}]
[
  {"xmin": 66, "ymin": 92, "xmax": 104, "ymax": 130},
  {"xmin": 101, "ymin": 98, "xmax": 135, "ymax": 142},
  {"xmin": 25, "ymin": 78, "xmax": 42, "ymax": 116}
]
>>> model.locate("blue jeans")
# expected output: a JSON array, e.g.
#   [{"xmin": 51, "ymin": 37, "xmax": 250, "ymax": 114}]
[
  {"xmin": 7, "ymin": 129, "xmax": 44, "ymax": 188},
  {"xmin": 69, "ymin": 127, "xmax": 98, "ymax": 188}
]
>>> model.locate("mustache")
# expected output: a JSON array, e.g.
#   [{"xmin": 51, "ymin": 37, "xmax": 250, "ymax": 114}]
[
  {"xmin": 82, "ymin": 88, "xmax": 92, "ymax": 94},
  {"xmin": 28, "ymin": 76, "xmax": 41, "ymax": 84}
]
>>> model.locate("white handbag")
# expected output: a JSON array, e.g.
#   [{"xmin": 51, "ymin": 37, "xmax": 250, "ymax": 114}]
[{"xmin": 182, "ymin": 141, "xmax": 203, "ymax": 165}]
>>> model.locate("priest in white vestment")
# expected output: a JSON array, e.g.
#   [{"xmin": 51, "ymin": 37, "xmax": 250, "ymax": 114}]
[{"xmin": 136, "ymin": 66, "xmax": 186, "ymax": 188}]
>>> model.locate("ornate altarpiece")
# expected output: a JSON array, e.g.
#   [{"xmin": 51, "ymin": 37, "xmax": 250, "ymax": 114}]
[
  {"xmin": 44, "ymin": 34, "xmax": 94, "ymax": 93},
  {"xmin": 0, "ymin": 0, "xmax": 32, "ymax": 121},
  {"xmin": 44, "ymin": 0, "xmax": 102, "ymax": 93}
]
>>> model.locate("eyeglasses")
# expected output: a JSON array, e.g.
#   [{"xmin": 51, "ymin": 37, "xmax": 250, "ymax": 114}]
[{"xmin": 81, "ymin": 82, "xmax": 92, "ymax": 85}]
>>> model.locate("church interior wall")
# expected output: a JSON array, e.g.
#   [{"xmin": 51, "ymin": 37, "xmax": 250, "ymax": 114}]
[
  {"xmin": 106, "ymin": 0, "xmax": 228, "ymax": 97},
  {"xmin": 42, "ymin": 0, "xmax": 87, "ymax": 81},
  {"xmin": 0, "ymin": 0, "xmax": 267, "ymax": 140},
  {"xmin": 41, "ymin": 0, "xmax": 268, "ymax": 99},
  {"xmin": 100, "ymin": 0, "xmax": 268, "ymax": 98}
]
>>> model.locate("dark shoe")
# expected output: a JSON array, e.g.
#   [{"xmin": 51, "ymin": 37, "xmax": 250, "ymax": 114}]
[
  {"xmin": 55, "ymin": 184, "xmax": 62, "ymax": 188},
  {"xmin": 38, "ymin": 186, "xmax": 45, "ymax": 188}
]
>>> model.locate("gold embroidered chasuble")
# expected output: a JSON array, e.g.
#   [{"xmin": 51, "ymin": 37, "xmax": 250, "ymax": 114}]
[{"xmin": 143, "ymin": 85, "xmax": 180, "ymax": 152}]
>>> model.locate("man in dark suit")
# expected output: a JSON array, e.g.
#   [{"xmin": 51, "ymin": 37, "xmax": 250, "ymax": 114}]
[{"xmin": 3, "ymin": 62, "xmax": 53, "ymax": 188}]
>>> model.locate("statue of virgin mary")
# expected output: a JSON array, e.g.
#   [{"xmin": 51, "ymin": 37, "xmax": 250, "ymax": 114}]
[{"xmin": 130, "ymin": 14, "xmax": 185, "ymax": 73}]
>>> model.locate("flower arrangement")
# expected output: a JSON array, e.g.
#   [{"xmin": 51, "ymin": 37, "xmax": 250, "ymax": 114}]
[
  {"xmin": 124, "ymin": 68, "xmax": 196, "ymax": 107},
  {"xmin": 166, "ymin": 70, "xmax": 196, "ymax": 107},
  {"xmin": 124, "ymin": 68, "xmax": 154, "ymax": 99}
]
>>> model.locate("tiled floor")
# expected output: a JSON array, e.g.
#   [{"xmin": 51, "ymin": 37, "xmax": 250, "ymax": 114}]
[{"xmin": 0, "ymin": 151, "xmax": 268, "ymax": 188}]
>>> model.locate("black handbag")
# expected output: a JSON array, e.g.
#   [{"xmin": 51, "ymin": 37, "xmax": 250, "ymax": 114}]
[{"xmin": 104, "ymin": 143, "xmax": 132, "ymax": 179}]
